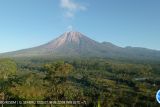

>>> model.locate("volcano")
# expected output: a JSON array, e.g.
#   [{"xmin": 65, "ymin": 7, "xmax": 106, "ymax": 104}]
[{"xmin": 1, "ymin": 31, "xmax": 160, "ymax": 61}]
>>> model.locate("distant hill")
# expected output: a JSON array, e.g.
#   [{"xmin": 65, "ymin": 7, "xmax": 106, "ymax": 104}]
[{"xmin": 0, "ymin": 31, "xmax": 160, "ymax": 61}]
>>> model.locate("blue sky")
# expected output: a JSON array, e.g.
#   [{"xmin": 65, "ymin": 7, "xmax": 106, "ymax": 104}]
[{"xmin": 0, "ymin": 0, "xmax": 160, "ymax": 53}]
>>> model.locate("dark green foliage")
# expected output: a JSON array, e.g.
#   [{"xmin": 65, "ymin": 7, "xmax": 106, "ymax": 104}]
[
  {"xmin": 0, "ymin": 59, "xmax": 17, "ymax": 80},
  {"xmin": 0, "ymin": 58, "xmax": 159, "ymax": 107},
  {"xmin": 7, "ymin": 72, "xmax": 46, "ymax": 100}
]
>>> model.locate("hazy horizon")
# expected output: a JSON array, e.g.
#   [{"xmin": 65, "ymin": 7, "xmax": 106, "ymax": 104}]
[{"xmin": 0, "ymin": 0, "xmax": 160, "ymax": 53}]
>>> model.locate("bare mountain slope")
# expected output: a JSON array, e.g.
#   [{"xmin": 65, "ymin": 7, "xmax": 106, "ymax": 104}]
[{"xmin": 1, "ymin": 31, "xmax": 160, "ymax": 61}]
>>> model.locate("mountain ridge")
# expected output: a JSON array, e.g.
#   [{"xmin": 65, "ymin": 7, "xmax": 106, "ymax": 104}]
[{"xmin": 0, "ymin": 31, "xmax": 160, "ymax": 61}]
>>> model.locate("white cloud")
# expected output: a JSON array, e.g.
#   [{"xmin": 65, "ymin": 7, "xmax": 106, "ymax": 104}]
[
  {"xmin": 60, "ymin": 0, "xmax": 86, "ymax": 18},
  {"xmin": 66, "ymin": 11, "xmax": 74, "ymax": 18},
  {"xmin": 67, "ymin": 25, "xmax": 73, "ymax": 31}
]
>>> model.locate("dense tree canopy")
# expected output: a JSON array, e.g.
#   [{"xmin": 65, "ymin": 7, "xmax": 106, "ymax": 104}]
[
  {"xmin": 0, "ymin": 59, "xmax": 17, "ymax": 80},
  {"xmin": 0, "ymin": 58, "xmax": 159, "ymax": 107}
]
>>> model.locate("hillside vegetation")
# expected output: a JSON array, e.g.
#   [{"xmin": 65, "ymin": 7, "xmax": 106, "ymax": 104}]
[{"xmin": 0, "ymin": 58, "xmax": 160, "ymax": 107}]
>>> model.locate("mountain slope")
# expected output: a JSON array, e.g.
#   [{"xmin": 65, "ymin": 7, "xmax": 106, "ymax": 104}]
[{"xmin": 0, "ymin": 31, "xmax": 160, "ymax": 61}]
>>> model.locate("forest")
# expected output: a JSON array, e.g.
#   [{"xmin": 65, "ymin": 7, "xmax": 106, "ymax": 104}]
[{"xmin": 0, "ymin": 57, "xmax": 160, "ymax": 107}]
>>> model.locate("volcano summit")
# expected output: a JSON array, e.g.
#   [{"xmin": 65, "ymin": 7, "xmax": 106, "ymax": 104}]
[{"xmin": 1, "ymin": 31, "xmax": 160, "ymax": 61}]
